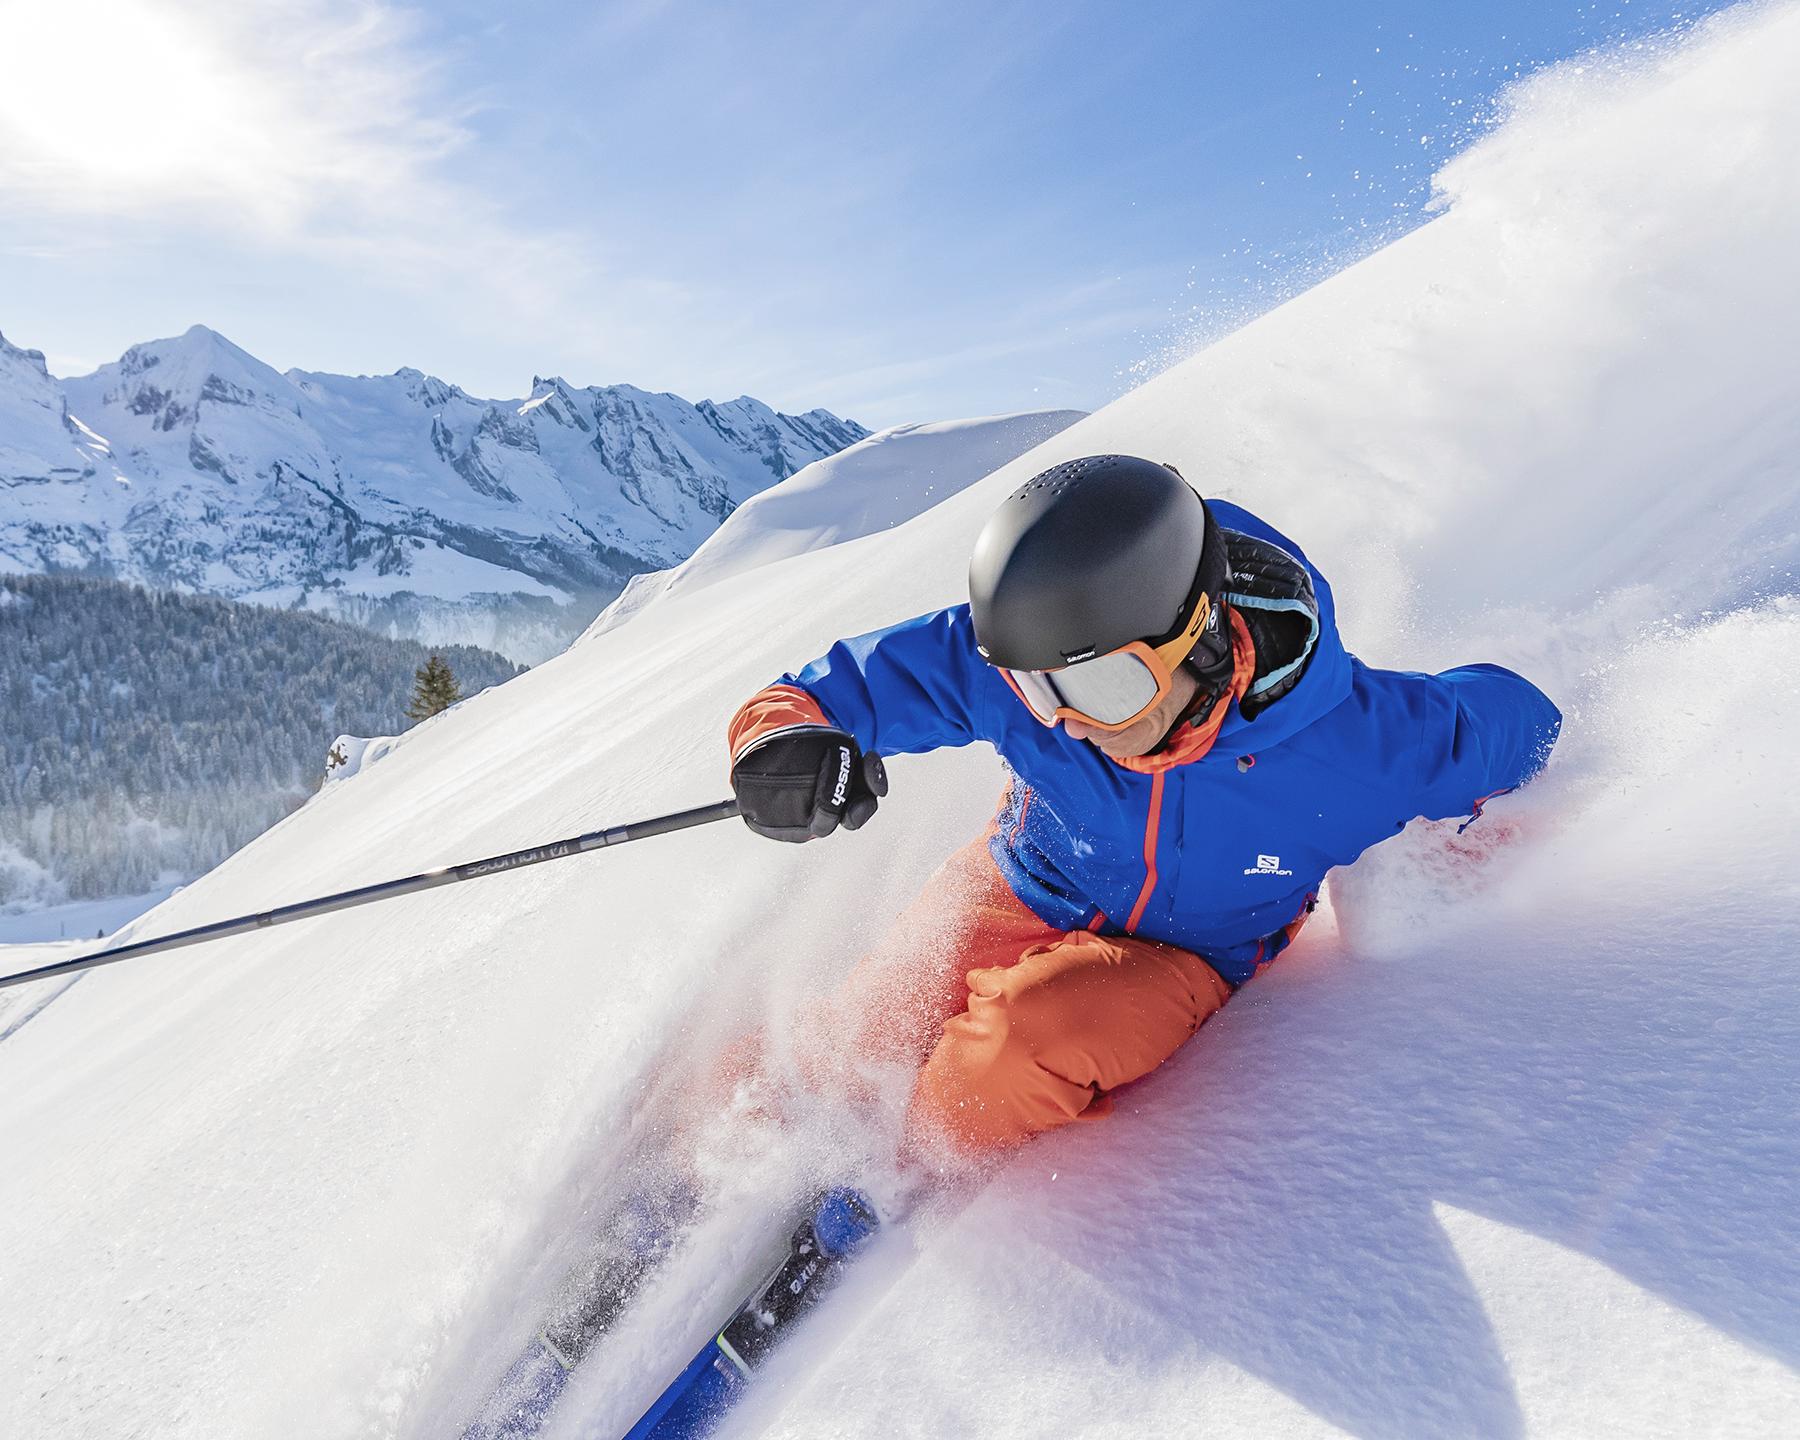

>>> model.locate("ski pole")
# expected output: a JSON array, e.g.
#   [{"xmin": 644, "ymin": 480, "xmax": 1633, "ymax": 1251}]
[{"xmin": 0, "ymin": 798, "xmax": 741, "ymax": 993}]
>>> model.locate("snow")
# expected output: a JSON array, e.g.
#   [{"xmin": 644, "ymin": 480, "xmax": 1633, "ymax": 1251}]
[
  {"xmin": 1, "ymin": 329, "xmax": 865, "ymax": 660},
  {"xmin": 4, "ymin": 4, "xmax": 1800, "ymax": 1437},
  {"xmin": 0, "ymin": 885, "xmax": 183, "ymax": 1044},
  {"xmin": 0, "ymin": 885, "xmax": 180, "ymax": 944},
  {"xmin": 322, "ymin": 733, "xmax": 405, "ymax": 786},
  {"xmin": 0, "ymin": 330, "xmax": 104, "ymax": 487},
  {"xmin": 590, "ymin": 410, "xmax": 1086, "ymax": 636},
  {"xmin": 256, "ymin": 541, "xmax": 567, "ymax": 606}
]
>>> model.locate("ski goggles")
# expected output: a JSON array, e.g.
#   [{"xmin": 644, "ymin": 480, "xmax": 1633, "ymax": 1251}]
[{"xmin": 1000, "ymin": 591, "xmax": 1217, "ymax": 732}]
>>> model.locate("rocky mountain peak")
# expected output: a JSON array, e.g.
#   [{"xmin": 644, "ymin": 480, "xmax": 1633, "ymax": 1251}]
[
  {"xmin": 1, "ymin": 325, "xmax": 868, "ymax": 660},
  {"xmin": 0, "ymin": 331, "xmax": 52, "ymax": 376}
]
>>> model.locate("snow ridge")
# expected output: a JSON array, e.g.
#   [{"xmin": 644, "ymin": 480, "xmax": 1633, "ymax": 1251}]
[{"xmin": 588, "ymin": 409, "xmax": 1088, "ymax": 638}]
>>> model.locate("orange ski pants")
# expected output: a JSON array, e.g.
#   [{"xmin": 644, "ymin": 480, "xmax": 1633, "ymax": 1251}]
[{"xmin": 828, "ymin": 838, "xmax": 1233, "ymax": 1156}]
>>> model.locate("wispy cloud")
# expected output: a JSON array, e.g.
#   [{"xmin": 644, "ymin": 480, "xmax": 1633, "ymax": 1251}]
[
  {"xmin": 0, "ymin": 0, "xmax": 602, "ymax": 347},
  {"xmin": 4, "ymin": 2, "xmax": 439, "ymax": 226}
]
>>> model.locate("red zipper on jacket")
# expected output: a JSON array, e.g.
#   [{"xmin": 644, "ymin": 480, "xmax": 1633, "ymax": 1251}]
[{"xmin": 1123, "ymin": 770, "xmax": 1166, "ymax": 934}]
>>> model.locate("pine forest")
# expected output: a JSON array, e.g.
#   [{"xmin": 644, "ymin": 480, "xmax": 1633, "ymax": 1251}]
[{"xmin": 0, "ymin": 573, "xmax": 522, "ymax": 909}]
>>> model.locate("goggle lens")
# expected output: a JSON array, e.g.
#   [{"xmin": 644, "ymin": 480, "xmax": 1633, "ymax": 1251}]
[{"xmin": 1007, "ymin": 648, "xmax": 1163, "ymax": 728}]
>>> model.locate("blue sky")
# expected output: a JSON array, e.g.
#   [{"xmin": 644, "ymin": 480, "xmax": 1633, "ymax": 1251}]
[{"xmin": 0, "ymin": 0, "xmax": 1726, "ymax": 428}]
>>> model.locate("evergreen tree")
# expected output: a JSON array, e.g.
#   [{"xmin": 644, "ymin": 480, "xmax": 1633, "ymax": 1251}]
[{"xmin": 406, "ymin": 654, "xmax": 463, "ymax": 722}]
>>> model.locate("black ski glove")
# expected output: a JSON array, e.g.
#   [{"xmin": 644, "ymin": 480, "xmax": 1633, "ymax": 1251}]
[{"xmin": 731, "ymin": 726, "xmax": 888, "ymax": 843}]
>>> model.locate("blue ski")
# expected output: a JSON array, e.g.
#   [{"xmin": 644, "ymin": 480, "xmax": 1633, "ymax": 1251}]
[
  {"xmin": 621, "ymin": 1187, "xmax": 881, "ymax": 1440},
  {"xmin": 462, "ymin": 1184, "xmax": 697, "ymax": 1439}
]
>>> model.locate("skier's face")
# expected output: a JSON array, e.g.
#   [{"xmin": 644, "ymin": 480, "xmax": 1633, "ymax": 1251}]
[{"xmin": 1061, "ymin": 665, "xmax": 1201, "ymax": 758}]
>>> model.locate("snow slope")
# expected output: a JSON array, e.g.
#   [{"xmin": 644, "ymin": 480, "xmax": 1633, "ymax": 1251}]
[
  {"xmin": 589, "ymin": 409, "xmax": 1086, "ymax": 636},
  {"xmin": 3, "ymin": 5, "xmax": 1799, "ymax": 1437},
  {"xmin": 0, "ymin": 885, "xmax": 180, "ymax": 946},
  {"xmin": 0, "ymin": 333, "xmax": 111, "ymax": 486}
]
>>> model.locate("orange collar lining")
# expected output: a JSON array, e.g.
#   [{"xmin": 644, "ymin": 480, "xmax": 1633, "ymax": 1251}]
[{"xmin": 1109, "ymin": 608, "xmax": 1256, "ymax": 775}]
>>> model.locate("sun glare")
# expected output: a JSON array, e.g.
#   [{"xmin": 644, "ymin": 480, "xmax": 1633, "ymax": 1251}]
[{"xmin": 0, "ymin": 1, "xmax": 287, "ymax": 217}]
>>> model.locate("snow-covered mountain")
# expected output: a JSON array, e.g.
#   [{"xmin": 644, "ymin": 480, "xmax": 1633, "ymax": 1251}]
[
  {"xmin": 4, "ymin": 5, "xmax": 1800, "ymax": 1437},
  {"xmin": 0, "ymin": 326, "xmax": 866, "ymax": 660},
  {"xmin": 0, "ymin": 333, "xmax": 112, "ymax": 485}
]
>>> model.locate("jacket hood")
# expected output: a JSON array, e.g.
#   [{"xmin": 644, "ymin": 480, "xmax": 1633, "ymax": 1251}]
[{"xmin": 1204, "ymin": 499, "xmax": 1353, "ymax": 756}]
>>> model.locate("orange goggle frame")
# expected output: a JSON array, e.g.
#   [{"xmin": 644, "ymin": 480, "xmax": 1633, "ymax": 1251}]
[{"xmin": 999, "ymin": 592, "xmax": 1214, "ymax": 732}]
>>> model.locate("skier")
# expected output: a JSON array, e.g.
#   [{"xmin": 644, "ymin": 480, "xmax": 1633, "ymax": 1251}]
[{"xmin": 727, "ymin": 455, "xmax": 1561, "ymax": 1156}]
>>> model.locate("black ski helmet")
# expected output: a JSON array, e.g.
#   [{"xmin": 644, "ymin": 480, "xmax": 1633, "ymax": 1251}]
[{"xmin": 968, "ymin": 455, "xmax": 1230, "ymax": 673}]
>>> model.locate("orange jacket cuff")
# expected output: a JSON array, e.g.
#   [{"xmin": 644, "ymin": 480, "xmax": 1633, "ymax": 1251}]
[{"xmin": 728, "ymin": 684, "xmax": 832, "ymax": 767}]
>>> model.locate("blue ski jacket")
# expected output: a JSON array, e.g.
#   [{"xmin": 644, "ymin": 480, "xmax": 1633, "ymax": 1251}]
[{"xmin": 774, "ymin": 500, "xmax": 1561, "ymax": 985}]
